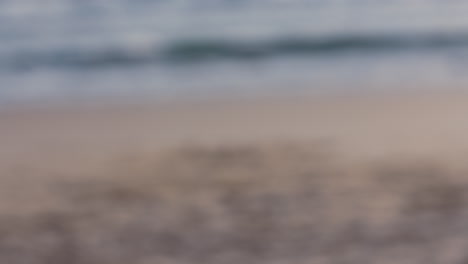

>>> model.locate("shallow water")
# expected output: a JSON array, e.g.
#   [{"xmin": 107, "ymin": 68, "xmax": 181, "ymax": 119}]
[{"xmin": 2, "ymin": 0, "xmax": 468, "ymax": 103}]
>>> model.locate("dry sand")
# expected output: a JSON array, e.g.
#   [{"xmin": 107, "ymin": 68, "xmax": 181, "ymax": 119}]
[{"xmin": 2, "ymin": 91, "xmax": 468, "ymax": 263}]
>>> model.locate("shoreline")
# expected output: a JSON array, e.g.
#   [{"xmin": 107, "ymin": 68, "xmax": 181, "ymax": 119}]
[
  {"xmin": 2, "ymin": 90, "xmax": 468, "ymax": 209},
  {"xmin": 3, "ymin": 90, "xmax": 468, "ymax": 263},
  {"xmin": 3, "ymin": 89, "xmax": 468, "ymax": 154}
]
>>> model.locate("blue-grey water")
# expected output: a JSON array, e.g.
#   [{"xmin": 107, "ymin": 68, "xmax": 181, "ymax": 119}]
[{"xmin": 3, "ymin": 0, "xmax": 468, "ymax": 103}]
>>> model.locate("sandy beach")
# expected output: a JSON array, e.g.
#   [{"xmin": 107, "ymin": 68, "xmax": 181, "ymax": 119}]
[{"xmin": 2, "ymin": 92, "xmax": 468, "ymax": 263}]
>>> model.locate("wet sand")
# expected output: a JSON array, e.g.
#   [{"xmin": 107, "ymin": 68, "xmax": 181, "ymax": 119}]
[{"xmin": 2, "ymin": 91, "xmax": 468, "ymax": 263}]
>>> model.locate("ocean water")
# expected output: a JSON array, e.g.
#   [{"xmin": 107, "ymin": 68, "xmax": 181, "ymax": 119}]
[{"xmin": 2, "ymin": 0, "xmax": 468, "ymax": 103}]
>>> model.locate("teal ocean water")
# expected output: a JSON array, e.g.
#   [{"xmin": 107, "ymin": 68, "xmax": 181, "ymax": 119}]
[{"xmin": 2, "ymin": 0, "xmax": 468, "ymax": 103}]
